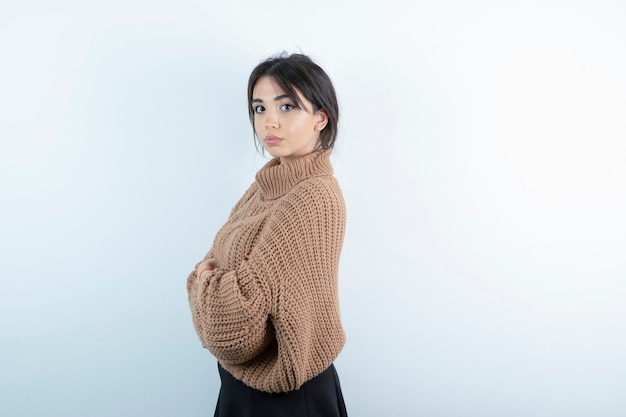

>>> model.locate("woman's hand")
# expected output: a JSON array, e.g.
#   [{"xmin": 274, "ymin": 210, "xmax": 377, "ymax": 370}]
[{"xmin": 196, "ymin": 258, "xmax": 218, "ymax": 282}]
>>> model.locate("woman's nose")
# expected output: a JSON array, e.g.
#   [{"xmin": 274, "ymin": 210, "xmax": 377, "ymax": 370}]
[{"xmin": 265, "ymin": 111, "xmax": 279, "ymax": 129}]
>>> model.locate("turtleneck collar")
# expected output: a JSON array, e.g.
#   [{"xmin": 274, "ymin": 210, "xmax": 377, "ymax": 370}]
[{"xmin": 255, "ymin": 149, "xmax": 334, "ymax": 200}]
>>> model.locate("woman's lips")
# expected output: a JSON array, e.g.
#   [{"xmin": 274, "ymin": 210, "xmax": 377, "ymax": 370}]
[{"xmin": 264, "ymin": 135, "xmax": 282, "ymax": 146}]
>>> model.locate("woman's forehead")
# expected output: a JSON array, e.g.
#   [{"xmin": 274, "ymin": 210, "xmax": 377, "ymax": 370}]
[
  {"xmin": 252, "ymin": 76, "xmax": 285, "ymax": 97},
  {"xmin": 252, "ymin": 76, "xmax": 308, "ymax": 106}
]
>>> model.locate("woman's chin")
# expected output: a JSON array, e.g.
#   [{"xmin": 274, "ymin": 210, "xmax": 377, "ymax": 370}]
[{"xmin": 261, "ymin": 146, "xmax": 282, "ymax": 159}]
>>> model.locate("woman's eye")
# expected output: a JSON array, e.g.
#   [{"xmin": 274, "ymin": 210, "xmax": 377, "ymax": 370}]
[
  {"xmin": 254, "ymin": 105, "xmax": 265, "ymax": 113},
  {"xmin": 280, "ymin": 103, "xmax": 293, "ymax": 111}
]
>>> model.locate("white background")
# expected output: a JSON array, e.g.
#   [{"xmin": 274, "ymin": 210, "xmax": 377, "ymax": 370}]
[{"xmin": 1, "ymin": 1, "xmax": 625, "ymax": 416}]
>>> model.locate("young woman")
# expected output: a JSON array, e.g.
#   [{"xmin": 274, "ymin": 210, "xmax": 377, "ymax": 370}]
[{"xmin": 187, "ymin": 53, "xmax": 349, "ymax": 417}]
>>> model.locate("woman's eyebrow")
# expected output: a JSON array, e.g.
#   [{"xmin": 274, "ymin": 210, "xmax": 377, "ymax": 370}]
[{"xmin": 251, "ymin": 94, "xmax": 290, "ymax": 103}]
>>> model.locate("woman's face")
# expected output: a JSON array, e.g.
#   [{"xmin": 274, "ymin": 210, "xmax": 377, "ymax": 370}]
[{"xmin": 251, "ymin": 76, "xmax": 327, "ymax": 164}]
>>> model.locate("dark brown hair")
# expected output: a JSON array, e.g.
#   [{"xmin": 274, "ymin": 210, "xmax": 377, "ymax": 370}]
[{"xmin": 247, "ymin": 52, "xmax": 339, "ymax": 149}]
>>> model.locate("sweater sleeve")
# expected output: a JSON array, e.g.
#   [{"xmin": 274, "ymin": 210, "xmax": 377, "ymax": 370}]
[
  {"xmin": 263, "ymin": 179, "xmax": 346, "ymax": 390},
  {"xmin": 244, "ymin": 179, "xmax": 346, "ymax": 391},
  {"xmin": 188, "ymin": 260, "xmax": 274, "ymax": 364}
]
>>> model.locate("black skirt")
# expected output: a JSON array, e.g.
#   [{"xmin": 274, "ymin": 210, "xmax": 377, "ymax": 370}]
[{"xmin": 214, "ymin": 363, "xmax": 348, "ymax": 417}]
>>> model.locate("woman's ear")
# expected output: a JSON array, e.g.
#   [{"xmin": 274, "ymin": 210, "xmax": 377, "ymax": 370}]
[{"xmin": 315, "ymin": 109, "xmax": 328, "ymax": 131}]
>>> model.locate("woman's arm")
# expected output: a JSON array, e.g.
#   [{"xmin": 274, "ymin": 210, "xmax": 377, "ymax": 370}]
[
  {"xmin": 188, "ymin": 252, "xmax": 273, "ymax": 364},
  {"xmin": 254, "ymin": 179, "xmax": 346, "ymax": 390}
]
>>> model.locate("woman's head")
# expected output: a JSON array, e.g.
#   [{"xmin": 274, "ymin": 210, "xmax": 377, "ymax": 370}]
[{"xmin": 247, "ymin": 53, "xmax": 339, "ymax": 155}]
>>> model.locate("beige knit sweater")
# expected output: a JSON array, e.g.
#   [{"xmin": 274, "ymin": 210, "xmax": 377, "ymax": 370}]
[{"xmin": 187, "ymin": 149, "xmax": 346, "ymax": 393}]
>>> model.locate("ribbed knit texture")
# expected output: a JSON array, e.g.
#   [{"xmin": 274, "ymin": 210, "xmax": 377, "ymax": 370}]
[{"xmin": 187, "ymin": 149, "xmax": 346, "ymax": 393}]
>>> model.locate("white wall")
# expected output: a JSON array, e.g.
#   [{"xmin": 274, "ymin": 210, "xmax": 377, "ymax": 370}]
[{"xmin": 1, "ymin": 1, "xmax": 625, "ymax": 416}]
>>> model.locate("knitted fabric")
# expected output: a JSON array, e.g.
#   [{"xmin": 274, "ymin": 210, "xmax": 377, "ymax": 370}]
[{"xmin": 187, "ymin": 149, "xmax": 346, "ymax": 393}]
